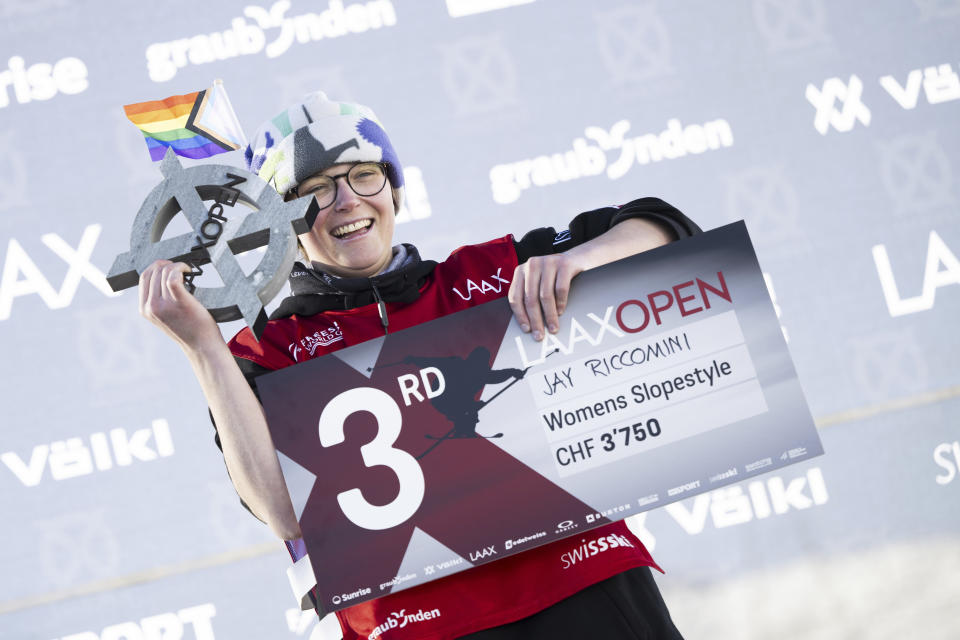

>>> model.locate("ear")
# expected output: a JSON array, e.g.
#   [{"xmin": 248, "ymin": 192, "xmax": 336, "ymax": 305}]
[{"xmin": 388, "ymin": 178, "xmax": 403, "ymax": 216}]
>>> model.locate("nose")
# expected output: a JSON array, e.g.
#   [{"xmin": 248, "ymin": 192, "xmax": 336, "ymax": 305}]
[{"xmin": 332, "ymin": 175, "xmax": 359, "ymax": 211}]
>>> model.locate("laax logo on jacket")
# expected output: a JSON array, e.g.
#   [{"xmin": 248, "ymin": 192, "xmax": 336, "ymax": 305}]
[
  {"xmin": 289, "ymin": 322, "xmax": 343, "ymax": 361},
  {"xmin": 452, "ymin": 267, "xmax": 510, "ymax": 301}
]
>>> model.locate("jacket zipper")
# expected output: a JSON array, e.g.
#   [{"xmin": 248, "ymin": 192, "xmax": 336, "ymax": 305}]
[{"xmin": 369, "ymin": 281, "xmax": 389, "ymax": 334}]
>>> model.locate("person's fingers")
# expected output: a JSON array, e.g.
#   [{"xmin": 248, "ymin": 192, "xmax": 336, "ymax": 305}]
[
  {"xmin": 159, "ymin": 262, "xmax": 175, "ymax": 302},
  {"xmin": 150, "ymin": 262, "xmax": 166, "ymax": 314},
  {"xmin": 138, "ymin": 264, "xmax": 152, "ymax": 316},
  {"xmin": 141, "ymin": 260, "xmax": 169, "ymax": 317},
  {"xmin": 554, "ymin": 258, "xmax": 578, "ymax": 316},
  {"xmin": 539, "ymin": 258, "xmax": 560, "ymax": 334},
  {"xmin": 523, "ymin": 258, "xmax": 545, "ymax": 340},
  {"xmin": 508, "ymin": 266, "xmax": 530, "ymax": 332},
  {"xmin": 163, "ymin": 262, "xmax": 192, "ymax": 302}
]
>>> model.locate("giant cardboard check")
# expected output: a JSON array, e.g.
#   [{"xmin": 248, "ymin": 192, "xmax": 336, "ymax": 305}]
[{"xmin": 258, "ymin": 221, "xmax": 822, "ymax": 613}]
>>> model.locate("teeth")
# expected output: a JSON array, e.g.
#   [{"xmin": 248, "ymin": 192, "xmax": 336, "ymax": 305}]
[{"xmin": 332, "ymin": 220, "xmax": 372, "ymax": 237}]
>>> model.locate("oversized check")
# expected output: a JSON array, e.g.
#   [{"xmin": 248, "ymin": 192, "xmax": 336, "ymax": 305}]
[{"xmin": 258, "ymin": 221, "xmax": 822, "ymax": 613}]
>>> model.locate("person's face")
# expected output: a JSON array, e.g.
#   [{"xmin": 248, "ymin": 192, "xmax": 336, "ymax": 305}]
[{"xmin": 294, "ymin": 162, "xmax": 396, "ymax": 278}]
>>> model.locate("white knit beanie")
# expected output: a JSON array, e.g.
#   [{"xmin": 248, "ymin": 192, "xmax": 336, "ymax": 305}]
[{"xmin": 245, "ymin": 91, "xmax": 404, "ymax": 212}]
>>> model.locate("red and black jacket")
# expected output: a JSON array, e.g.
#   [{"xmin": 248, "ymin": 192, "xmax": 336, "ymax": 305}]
[{"xmin": 216, "ymin": 197, "xmax": 699, "ymax": 639}]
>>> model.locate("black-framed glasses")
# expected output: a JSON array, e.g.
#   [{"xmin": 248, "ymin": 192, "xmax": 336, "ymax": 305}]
[{"xmin": 288, "ymin": 162, "xmax": 388, "ymax": 208}]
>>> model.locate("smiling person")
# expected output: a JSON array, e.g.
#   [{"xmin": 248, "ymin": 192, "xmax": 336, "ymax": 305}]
[
  {"xmin": 139, "ymin": 92, "xmax": 699, "ymax": 639},
  {"xmin": 287, "ymin": 161, "xmax": 397, "ymax": 277}
]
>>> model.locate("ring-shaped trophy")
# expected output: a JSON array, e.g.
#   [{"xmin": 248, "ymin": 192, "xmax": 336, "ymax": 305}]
[{"xmin": 107, "ymin": 148, "xmax": 318, "ymax": 339}]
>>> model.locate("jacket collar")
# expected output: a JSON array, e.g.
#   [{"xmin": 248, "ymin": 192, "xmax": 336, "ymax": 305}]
[{"xmin": 270, "ymin": 244, "xmax": 437, "ymax": 319}]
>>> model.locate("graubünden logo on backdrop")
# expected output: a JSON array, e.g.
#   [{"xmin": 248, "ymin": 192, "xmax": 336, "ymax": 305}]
[
  {"xmin": 489, "ymin": 117, "xmax": 734, "ymax": 204},
  {"xmin": 144, "ymin": 0, "xmax": 398, "ymax": 82},
  {"xmin": 106, "ymin": 150, "xmax": 318, "ymax": 339}
]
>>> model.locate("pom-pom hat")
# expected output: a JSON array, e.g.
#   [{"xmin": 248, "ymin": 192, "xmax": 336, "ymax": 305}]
[{"xmin": 244, "ymin": 91, "xmax": 404, "ymax": 212}]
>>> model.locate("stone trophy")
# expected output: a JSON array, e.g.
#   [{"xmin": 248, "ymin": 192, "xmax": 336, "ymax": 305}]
[{"xmin": 107, "ymin": 148, "xmax": 318, "ymax": 338}]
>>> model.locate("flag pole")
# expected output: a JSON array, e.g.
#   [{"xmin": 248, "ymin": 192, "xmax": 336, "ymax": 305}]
[{"xmin": 213, "ymin": 78, "xmax": 248, "ymax": 149}]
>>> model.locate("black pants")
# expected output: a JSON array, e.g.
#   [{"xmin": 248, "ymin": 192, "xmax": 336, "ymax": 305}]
[{"xmin": 461, "ymin": 567, "xmax": 684, "ymax": 639}]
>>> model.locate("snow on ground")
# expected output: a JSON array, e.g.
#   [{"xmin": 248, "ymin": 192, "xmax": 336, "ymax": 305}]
[{"xmin": 657, "ymin": 536, "xmax": 960, "ymax": 640}]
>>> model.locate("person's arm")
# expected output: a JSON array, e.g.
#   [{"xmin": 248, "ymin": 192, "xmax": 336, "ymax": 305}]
[
  {"xmin": 508, "ymin": 197, "xmax": 698, "ymax": 341},
  {"xmin": 139, "ymin": 260, "xmax": 301, "ymax": 540}
]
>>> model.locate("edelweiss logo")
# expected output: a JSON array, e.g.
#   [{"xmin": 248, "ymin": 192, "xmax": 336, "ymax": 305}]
[
  {"xmin": 504, "ymin": 531, "xmax": 546, "ymax": 550},
  {"xmin": 368, "ymin": 608, "xmax": 442, "ymax": 639},
  {"xmin": 145, "ymin": 0, "xmax": 398, "ymax": 82},
  {"xmin": 452, "ymin": 267, "xmax": 510, "ymax": 301},
  {"xmin": 289, "ymin": 323, "xmax": 343, "ymax": 361}
]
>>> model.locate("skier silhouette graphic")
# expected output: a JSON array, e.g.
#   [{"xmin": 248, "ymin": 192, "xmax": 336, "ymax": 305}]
[{"xmin": 402, "ymin": 346, "xmax": 525, "ymax": 460}]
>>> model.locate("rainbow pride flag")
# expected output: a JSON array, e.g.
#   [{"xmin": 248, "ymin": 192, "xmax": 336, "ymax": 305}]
[{"xmin": 124, "ymin": 81, "xmax": 247, "ymax": 162}]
